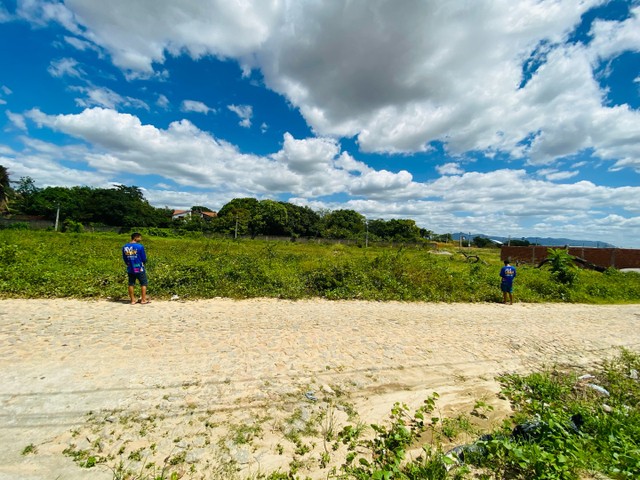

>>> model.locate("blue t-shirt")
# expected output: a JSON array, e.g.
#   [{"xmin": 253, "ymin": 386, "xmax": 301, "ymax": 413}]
[
  {"xmin": 500, "ymin": 265, "xmax": 516, "ymax": 286},
  {"xmin": 122, "ymin": 242, "xmax": 147, "ymax": 274}
]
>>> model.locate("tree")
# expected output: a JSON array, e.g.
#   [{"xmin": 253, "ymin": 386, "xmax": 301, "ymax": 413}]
[
  {"xmin": 86, "ymin": 188, "xmax": 131, "ymax": 226},
  {"xmin": 473, "ymin": 236, "xmax": 497, "ymax": 248},
  {"xmin": 178, "ymin": 213, "xmax": 206, "ymax": 232},
  {"xmin": 384, "ymin": 219, "xmax": 422, "ymax": 241},
  {"xmin": 0, "ymin": 165, "xmax": 11, "ymax": 213},
  {"xmin": 77, "ymin": 185, "xmax": 168, "ymax": 227},
  {"xmin": 321, "ymin": 209, "xmax": 365, "ymax": 239},
  {"xmin": 26, "ymin": 186, "xmax": 89, "ymax": 221},
  {"xmin": 13, "ymin": 177, "xmax": 39, "ymax": 214},
  {"xmin": 420, "ymin": 228, "xmax": 434, "ymax": 240},
  {"xmin": 432, "ymin": 233, "xmax": 453, "ymax": 243},
  {"xmin": 249, "ymin": 200, "xmax": 289, "ymax": 237},
  {"xmin": 215, "ymin": 198, "xmax": 259, "ymax": 236},
  {"xmin": 544, "ymin": 248, "xmax": 578, "ymax": 285},
  {"xmin": 12, "ymin": 180, "xmax": 171, "ymax": 228},
  {"xmin": 282, "ymin": 202, "xmax": 321, "ymax": 237},
  {"xmin": 367, "ymin": 219, "xmax": 389, "ymax": 240},
  {"xmin": 191, "ymin": 205, "xmax": 214, "ymax": 213}
]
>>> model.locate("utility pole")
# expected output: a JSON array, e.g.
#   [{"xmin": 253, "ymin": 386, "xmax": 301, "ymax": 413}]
[
  {"xmin": 365, "ymin": 219, "xmax": 369, "ymax": 248},
  {"xmin": 54, "ymin": 203, "xmax": 60, "ymax": 231}
]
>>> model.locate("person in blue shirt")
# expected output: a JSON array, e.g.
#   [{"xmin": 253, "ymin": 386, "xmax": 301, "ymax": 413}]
[
  {"xmin": 122, "ymin": 232, "xmax": 149, "ymax": 305},
  {"xmin": 500, "ymin": 259, "xmax": 516, "ymax": 304}
]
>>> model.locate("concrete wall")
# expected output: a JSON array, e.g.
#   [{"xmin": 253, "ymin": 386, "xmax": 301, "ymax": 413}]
[
  {"xmin": 0, "ymin": 217, "xmax": 53, "ymax": 230},
  {"xmin": 500, "ymin": 246, "xmax": 640, "ymax": 269}
]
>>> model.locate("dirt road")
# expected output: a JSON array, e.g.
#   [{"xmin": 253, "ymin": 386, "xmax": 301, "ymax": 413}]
[{"xmin": 1, "ymin": 299, "xmax": 638, "ymax": 479}]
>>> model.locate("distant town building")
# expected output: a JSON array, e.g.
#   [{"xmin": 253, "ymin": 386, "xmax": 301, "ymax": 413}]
[{"xmin": 171, "ymin": 209, "xmax": 217, "ymax": 221}]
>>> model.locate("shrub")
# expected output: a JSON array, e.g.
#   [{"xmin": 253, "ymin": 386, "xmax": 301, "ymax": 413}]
[
  {"xmin": 5, "ymin": 222, "xmax": 29, "ymax": 230},
  {"xmin": 545, "ymin": 248, "xmax": 578, "ymax": 285},
  {"xmin": 63, "ymin": 219, "xmax": 84, "ymax": 233}
]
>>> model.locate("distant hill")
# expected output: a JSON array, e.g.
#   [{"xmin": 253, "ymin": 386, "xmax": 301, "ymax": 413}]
[{"xmin": 450, "ymin": 232, "xmax": 615, "ymax": 248}]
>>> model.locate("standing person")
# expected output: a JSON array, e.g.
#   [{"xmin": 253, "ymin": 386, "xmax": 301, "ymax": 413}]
[
  {"xmin": 500, "ymin": 259, "xmax": 516, "ymax": 304},
  {"xmin": 122, "ymin": 232, "xmax": 149, "ymax": 305}
]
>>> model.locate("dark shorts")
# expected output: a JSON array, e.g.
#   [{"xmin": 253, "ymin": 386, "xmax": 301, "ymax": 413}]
[
  {"xmin": 501, "ymin": 283, "xmax": 513, "ymax": 293},
  {"xmin": 128, "ymin": 270, "xmax": 148, "ymax": 287}
]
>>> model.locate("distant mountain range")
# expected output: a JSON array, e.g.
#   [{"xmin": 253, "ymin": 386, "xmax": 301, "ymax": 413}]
[{"xmin": 450, "ymin": 232, "xmax": 615, "ymax": 248}]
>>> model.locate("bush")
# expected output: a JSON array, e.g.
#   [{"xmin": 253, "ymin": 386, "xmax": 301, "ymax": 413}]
[
  {"xmin": 545, "ymin": 248, "xmax": 578, "ymax": 285},
  {"xmin": 4, "ymin": 222, "xmax": 29, "ymax": 230},
  {"xmin": 479, "ymin": 350, "xmax": 640, "ymax": 479},
  {"xmin": 62, "ymin": 219, "xmax": 84, "ymax": 233}
]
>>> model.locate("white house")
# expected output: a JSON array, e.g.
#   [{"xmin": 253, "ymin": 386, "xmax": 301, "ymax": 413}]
[{"xmin": 172, "ymin": 209, "xmax": 217, "ymax": 221}]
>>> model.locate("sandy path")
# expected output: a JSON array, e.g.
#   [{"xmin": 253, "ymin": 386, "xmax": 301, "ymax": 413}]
[{"xmin": 0, "ymin": 299, "xmax": 638, "ymax": 479}]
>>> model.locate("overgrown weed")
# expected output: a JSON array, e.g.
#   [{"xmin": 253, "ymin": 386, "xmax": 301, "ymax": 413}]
[{"xmin": 2, "ymin": 230, "xmax": 639, "ymax": 303}]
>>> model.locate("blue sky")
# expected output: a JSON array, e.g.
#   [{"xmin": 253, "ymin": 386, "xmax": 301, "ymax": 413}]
[{"xmin": 0, "ymin": 0, "xmax": 639, "ymax": 247}]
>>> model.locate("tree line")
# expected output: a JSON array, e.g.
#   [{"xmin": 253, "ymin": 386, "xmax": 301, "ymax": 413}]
[{"xmin": 0, "ymin": 168, "xmax": 440, "ymax": 242}]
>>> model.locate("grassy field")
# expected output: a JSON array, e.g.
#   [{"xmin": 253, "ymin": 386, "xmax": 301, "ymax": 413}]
[
  {"xmin": 1, "ymin": 230, "xmax": 639, "ymax": 303},
  {"xmin": 5, "ymin": 230, "xmax": 640, "ymax": 478}
]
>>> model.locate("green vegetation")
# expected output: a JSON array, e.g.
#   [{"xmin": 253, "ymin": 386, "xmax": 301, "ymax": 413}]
[
  {"xmin": 0, "ymin": 169, "xmax": 431, "ymax": 241},
  {"xmin": 55, "ymin": 350, "xmax": 640, "ymax": 479},
  {"xmin": 473, "ymin": 349, "xmax": 640, "ymax": 479},
  {"xmin": 544, "ymin": 248, "xmax": 579, "ymax": 285},
  {"xmin": 321, "ymin": 349, "xmax": 640, "ymax": 480},
  {"xmin": 1, "ymin": 230, "xmax": 639, "ymax": 302},
  {"xmin": 21, "ymin": 444, "xmax": 37, "ymax": 455},
  {"xmin": 9, "ymin": 179, "xmax": 172, "ymax": 229}
]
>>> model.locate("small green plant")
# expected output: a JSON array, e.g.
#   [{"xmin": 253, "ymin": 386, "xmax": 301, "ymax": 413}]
[
  {"xmin": 128, "ymin": 447, "xmax": 144, "ymax": 461},
  {"xmin": 168, "ymin": 450, "xmax": 186, "ymax": 466},
  {"xmin": 319, "ymin": 450, "xmax": 331, "ymax": 468},
  {"xmin": 340, "ymin": 393, "xmax": 450, "ymax": 479},
  {"xmin": 62, "ymin": 446, "xmax": 105, "ymax": 468},
  {"xmin": 471, "ymin": 399, "xmax": 495, "ymax": 419},
  {"xmin": 230, "ymin": 421, "xmax": 263, "ymax": 445},
  {"xmin": 21, "ymin": 444, "xmax": 37, "ymax": 455},
  {"xmin": 439, "ymin": 414, "xmax": 474, "ymax": 440}
]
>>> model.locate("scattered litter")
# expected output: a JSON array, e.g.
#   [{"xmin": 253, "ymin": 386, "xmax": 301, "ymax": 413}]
[
  {"xmin": 511, "ymin": 418, "xmax": 546, "ymax": 441},
  {"xmin": 304, "ymin": 391, "xmax": 317, "ymax": 402},
  {"xmin": 586, "ymin": 384, "xmax": 610, "ymax": 397},
  {"xmin": 578, "ymin": 374, "xmax": 595, "ymax": 381},
  {"xmin": 171, "ymin": 294, "xmax": 180, "ymax": 301},
  {"xmin": 444, "ymin": 434, "xmax": 492, "ymax": 468},
  {"xmin": 444, "ymin": 413, "xmax": 583, "ymax": 468},
  {"xmin": 321, "ymin": 384, "xmax": 335, "ymax": 395},
  {"xmin": 630, "ymin": 369, "xmax": 638, "ymax": 380}
]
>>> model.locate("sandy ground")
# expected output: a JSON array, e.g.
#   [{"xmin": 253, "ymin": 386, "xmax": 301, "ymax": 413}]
[{"xmin": 0, "ymin": 299, "xmax": 638, "ymax": 479}]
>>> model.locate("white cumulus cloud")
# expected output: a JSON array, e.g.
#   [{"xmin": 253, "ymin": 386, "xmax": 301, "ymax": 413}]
[
  {"xmin": 181, "ymin": 100, "xmax": 215, "ymax": 115},
  {"xmin": 48, "ymin": 57, "xmax": 84, "ymax": 78},
  {"xmin": 227, "ymin": 104, "xmax": 253, "ymax": 127},
  {"xmin": 18, "ymin": 0, "xmax": 640, "ymax": 174}
]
